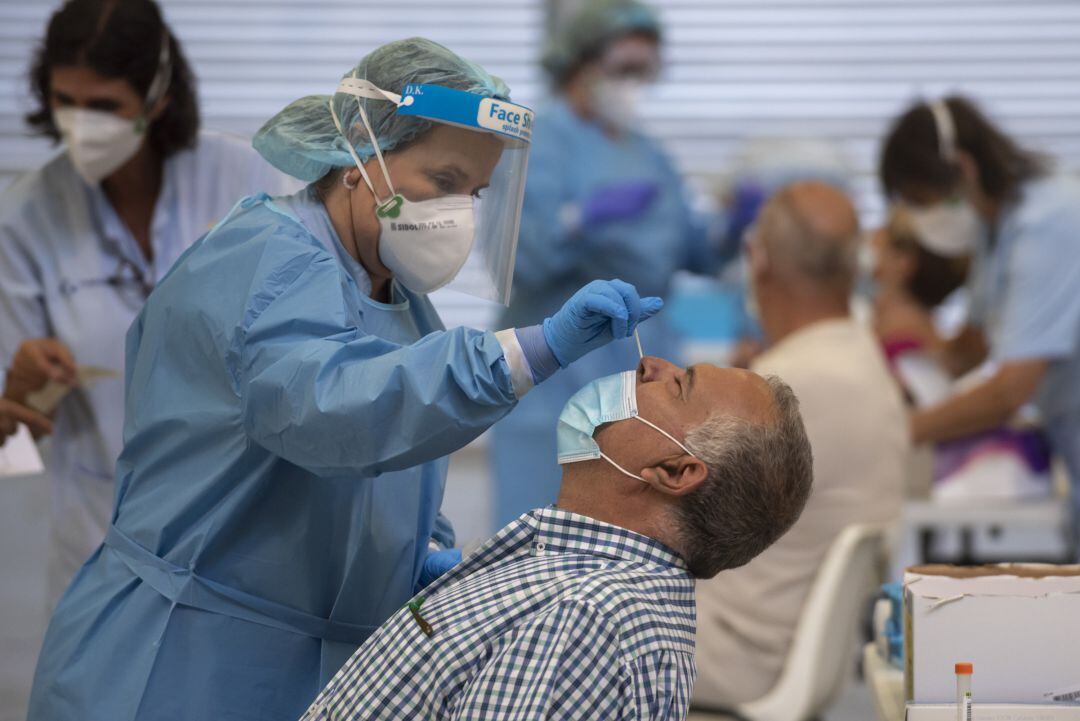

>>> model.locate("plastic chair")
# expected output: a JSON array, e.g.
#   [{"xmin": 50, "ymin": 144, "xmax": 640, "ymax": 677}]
[{"xmin": 692, "ymin": 523, "xmax": 889, "ymax": 721}]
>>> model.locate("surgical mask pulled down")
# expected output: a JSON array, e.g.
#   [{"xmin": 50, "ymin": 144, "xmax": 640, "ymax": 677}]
[
  {"xmin": 330, "ymin": 100, "xmax": 476, "ymax": 295},
  {"xmin": 557, "ymin": 365, "xmax": 697, "ymax": 483}
]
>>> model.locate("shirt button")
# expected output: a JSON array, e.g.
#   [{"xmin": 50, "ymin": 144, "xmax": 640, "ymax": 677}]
[{"xmin": 535, "ymin": 542, "xmax": 546, "ymax": 552}]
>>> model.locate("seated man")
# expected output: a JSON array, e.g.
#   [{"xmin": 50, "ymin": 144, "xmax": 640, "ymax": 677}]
[
  {"xmin": 693, "ymin": 181, "xmax": 909, "ymax": 707},
  {"xmin": 301, "ymin": 359, "xmax": 813, "ymax": 721}
]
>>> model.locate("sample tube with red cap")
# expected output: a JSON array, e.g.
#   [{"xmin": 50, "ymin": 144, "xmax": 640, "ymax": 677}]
[{"xmin": 955, "ymin": 663, "xmax": 973, "ymax": 721}]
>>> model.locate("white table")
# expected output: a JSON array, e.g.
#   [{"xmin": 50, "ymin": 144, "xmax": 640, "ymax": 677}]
[{"xmin": 892, "ymin": 498, "xmax": 1072, "ymax": 579}]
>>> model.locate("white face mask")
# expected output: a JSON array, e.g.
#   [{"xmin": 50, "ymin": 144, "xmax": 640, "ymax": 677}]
[
  {"xmin": 592, "ymin": 78, "xmax": 645, "ymax": 130},
  {"xmin": 54, "ymin": 107, "xmax": 144, "ymax": 185},
  {"xmin": 374, "ymin": 194, "xmax": 476, "ymax": 294},
  {"xmin": 331, "ymin": 101, "xmax": 477, "ymax": 295},
  {"xmin": 905, "ymin": 199, "xmax": 983, "ymax": 258}
]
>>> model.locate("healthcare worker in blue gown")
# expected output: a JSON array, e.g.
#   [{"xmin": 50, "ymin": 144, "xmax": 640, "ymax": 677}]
[
  {"xmin": 0, "ymin": 0, "xmax": 298, "ymax": 607},
  {"xmin": 27, "ymin": 37, "xmax": 662, "ymax": 721},
  {"xmin": 880, "ymin": 95, "xmax": 1080, "ymax": 551},
  {"xmin": 492, "ymin": 0, "xmax": 721, "ymax": 526}
]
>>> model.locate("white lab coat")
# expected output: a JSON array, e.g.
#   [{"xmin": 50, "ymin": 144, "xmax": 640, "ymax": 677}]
[{"xmin": 0, "ymin": 130, "xmax": 301, "ymax": 603}]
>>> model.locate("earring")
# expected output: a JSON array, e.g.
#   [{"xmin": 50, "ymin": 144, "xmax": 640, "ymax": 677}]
[{"xmin": 342, "ymin": 171, "xmax": 358, "ymax": 191}]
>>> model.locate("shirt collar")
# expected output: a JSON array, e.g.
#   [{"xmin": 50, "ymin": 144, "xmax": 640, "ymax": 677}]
[
  {"xmin": 530, "ymin": 506, "xmax": 687, "ymax": 570},
  {"xmin": 83, "ymin": 153, "xmax": 177, "ymax": 275}
]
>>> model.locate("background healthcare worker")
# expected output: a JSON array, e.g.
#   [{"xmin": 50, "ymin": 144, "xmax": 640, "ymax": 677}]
[
  {"xmin": 491, "ymin": 0, "xmax": 719, "ymax": 526},
  {"xmin": 0, "ymin": 0, "xmax": 296, "ymax": 605},
  {"xmin": 879, "ymin": 95, "xmax": 1080, "ymax": 545},
  {"xmin": 28, "ymin": 37, "xmax": 661, "ymax": 721}
]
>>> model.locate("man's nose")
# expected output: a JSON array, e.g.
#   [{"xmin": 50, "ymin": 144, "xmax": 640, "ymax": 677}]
[{"xmin": 638, "ymin": 355, "xmax": 680, "ymax": 383}]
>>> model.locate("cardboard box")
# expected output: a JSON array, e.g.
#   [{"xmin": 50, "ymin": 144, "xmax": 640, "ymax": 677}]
[
  {"xmin": 906, "ymin": 704, "xmax": 1080, "ymax": 721},
  {"xmin": 904, "ymin": 564, "xmax": 1080, "ymax": 704}
]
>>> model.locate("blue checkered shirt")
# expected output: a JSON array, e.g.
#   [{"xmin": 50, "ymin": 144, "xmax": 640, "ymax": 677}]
[{"xmin": 300, "ymin": 507, "xmax": 697, "ymax": 720}]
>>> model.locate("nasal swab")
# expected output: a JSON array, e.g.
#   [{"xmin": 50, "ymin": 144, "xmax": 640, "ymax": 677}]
[{"xmin": 634, "ymin": 328, "xmax": 644, "ymax": 360}]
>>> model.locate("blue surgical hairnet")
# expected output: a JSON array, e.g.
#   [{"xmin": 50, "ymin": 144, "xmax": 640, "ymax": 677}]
[
  {"xmin": 542, "ymin": 0, "xmax": 662, "ymax": 83},
  {"xmin": 253, "ymin": 37, "xmax": 511, "ymax": 182}
]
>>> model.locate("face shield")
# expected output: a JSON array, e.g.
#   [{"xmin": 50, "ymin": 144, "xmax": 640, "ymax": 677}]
[{"xmin": 335, "ymin": 78, "xmax": 533, "ymax": 305}]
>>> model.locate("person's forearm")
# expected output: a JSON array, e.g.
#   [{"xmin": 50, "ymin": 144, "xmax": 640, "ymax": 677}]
[
  {"xmin": 911, "ymin": 384, "xmax": 1013, "ymax": 444},
  {"xmin": 911, "ymin": 360, "xmax": 1047, "ymax": 444},
  {"xmin": 933, "ymin": 325, "xmax": 988, "ymax": 378}
]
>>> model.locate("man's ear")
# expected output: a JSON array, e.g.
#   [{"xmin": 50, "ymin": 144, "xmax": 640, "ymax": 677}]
[
  {"xmin": 640, "ymin": 456, "xmax": 708, "ymax": 496},
  {"xmin": 747, "ymin": 236, "xmax": 769, "ymax": 279}
]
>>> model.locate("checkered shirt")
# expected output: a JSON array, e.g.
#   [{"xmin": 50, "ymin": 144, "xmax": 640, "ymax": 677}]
[{"xmin": 300, "ymin": 507, "xmax": 697, "ymax": 720}]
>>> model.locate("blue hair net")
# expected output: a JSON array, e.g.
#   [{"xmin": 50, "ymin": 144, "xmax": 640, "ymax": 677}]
[
  {"xmin": 253, "ymin": 37, "xmax": 511, "ymax": 182},
  {"xmin": 542, "ymin": 0, "xmax": 662, "ymax": 83}
]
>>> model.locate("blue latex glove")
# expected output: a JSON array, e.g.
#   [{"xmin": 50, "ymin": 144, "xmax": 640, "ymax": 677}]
[
  {"xmin": 580, "ymin": 181, "xmax": 660, "ymax": 229},
  {"xmin": 543, "ymin": 279, "xmax": 664, "ymax": 368},
  {"xmin": 417, "ymin": 548, "xmax": 462, "ymax": 590}
]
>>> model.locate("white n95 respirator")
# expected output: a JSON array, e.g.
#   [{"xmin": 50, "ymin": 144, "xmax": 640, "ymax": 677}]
[
  {"xmin": 54, "ymin": 108, "xmax": 145, "ymax": 185},
  {"xmin": 373, "ymin": 194, "xmax": 476, "ymax": 295}
]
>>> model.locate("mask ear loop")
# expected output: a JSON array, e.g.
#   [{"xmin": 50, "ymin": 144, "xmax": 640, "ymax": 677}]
[
  {"xmin": 600, "ymin": 415, "xmax": 698, "ymax": 484},
  {"xmin": 329, "ymin": 99, "xmax": 391, "ymax": 205},
  {"xmin": 634, "ymin": 416, "xmax": 697, "ymax": 457},
  {"xmin": 353, "ymin": 98, "xmax": 396, "ymax": 201},
  {"xmin": 135, "ymin": 31, "xmax": 172, "ymax": 134},
  {"xmin": 599, "ymin": 452, "xmax": 647, "ymax": 483}
]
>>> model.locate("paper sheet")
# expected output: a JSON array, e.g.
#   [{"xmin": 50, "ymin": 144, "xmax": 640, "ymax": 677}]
[
  {"xmin": 25, "ymin": 365, "xmax": 120, "ymax": 414},
  {"xmin": 0, "ymin": 424, "xmax": 44, "ymax": 477}
]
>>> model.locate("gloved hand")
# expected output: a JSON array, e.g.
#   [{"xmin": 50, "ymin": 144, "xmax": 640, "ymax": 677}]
[
  {"xmin": 417, "ymin": 548, "xmax": 462, "ymax": 590},
  {"xmin": 580, "ymin": 181, "xmax": 660, "ymax": 229},
  {"xmin": 543, "ymin": 279, "xmax": 663, "ymax": 368}
]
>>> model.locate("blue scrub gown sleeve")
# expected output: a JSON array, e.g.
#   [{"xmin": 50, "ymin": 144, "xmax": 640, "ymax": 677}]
[
  {"xmin": 236, "ymin": 253, "xmax": 519, "ymax": 478},
  {"xmin": 994, "ymin": 211, "xmax": 1080, "ymax": 363},
  {"xmin": 0, "ymin": 216, "xmax": 49, "ymax": 366}
]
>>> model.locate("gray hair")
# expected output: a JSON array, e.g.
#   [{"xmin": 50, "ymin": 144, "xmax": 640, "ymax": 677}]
[{"xmin": 674, "ymin": 375, "xmax": 813, "ymax": 579}]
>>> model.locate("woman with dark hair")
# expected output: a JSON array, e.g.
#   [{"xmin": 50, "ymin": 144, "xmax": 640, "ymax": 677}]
[
  {"xmin": 0, "ymin": 0, "xmax": 295, "ymax": 604},
  {"xmin": 880, "ymin": 96, "xmax": 1080, "ymax": 532}
]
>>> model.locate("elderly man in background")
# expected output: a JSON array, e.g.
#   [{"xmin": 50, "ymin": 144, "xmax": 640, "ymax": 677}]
[
  {"xmin": 693, "ymin": 181, "xmax": 909, "ymax": 707},
  {"xmin": 301, "ymin": 358, "xmax": 813, "ymax": 721}
]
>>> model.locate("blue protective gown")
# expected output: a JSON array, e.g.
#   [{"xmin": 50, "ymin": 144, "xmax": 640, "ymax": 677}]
[
  {"xmin": 27, "ymin": 187, "xmax": 524, "ymax": 721},
  {"xmin": 490, "ymin": 98, "xmax": 714, "ymax": 527},
  {"xmin": 967, "ymin": 174, "xmax": 1080, "ymax": 532},
  {"xmin": 0, "ymin": 131, "xmax": 298, "ymax": 604}
]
